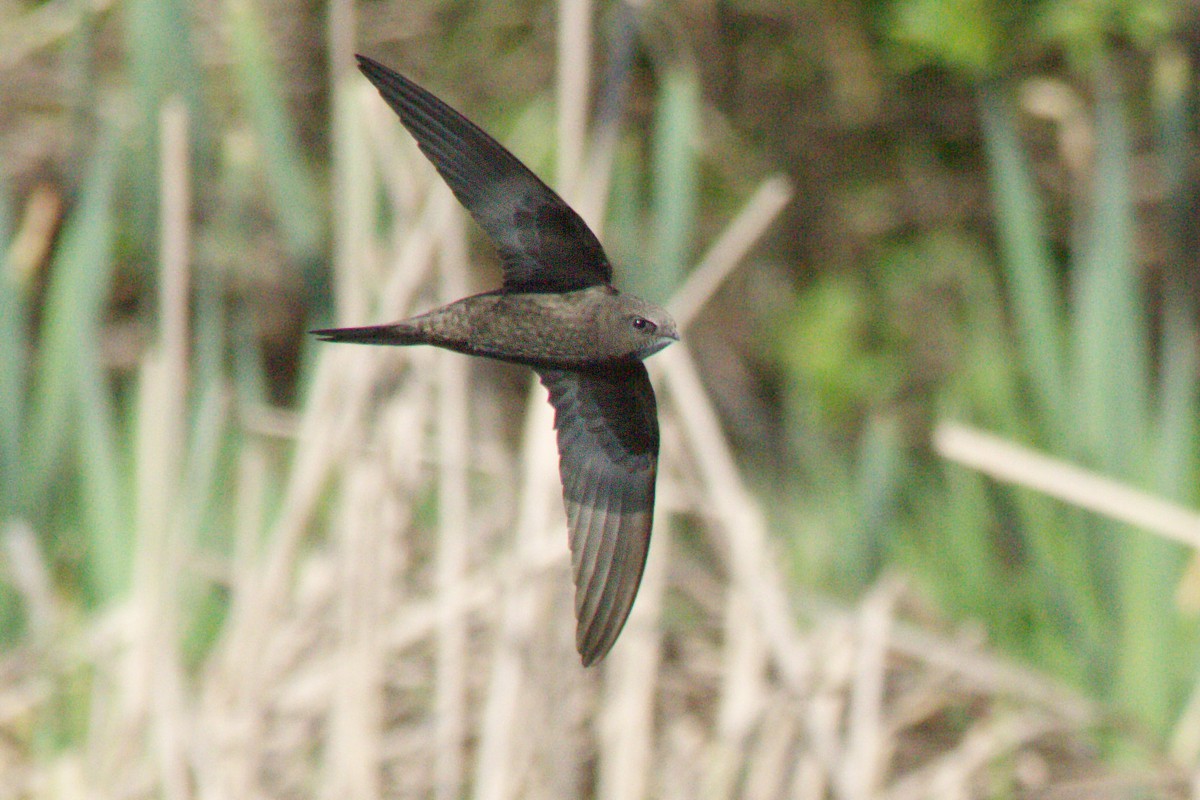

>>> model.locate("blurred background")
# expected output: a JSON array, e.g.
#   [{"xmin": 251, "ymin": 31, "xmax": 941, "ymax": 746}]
[{"xmin": 3, "ymin": 0, "xmax": 1200, "ymax": 796}]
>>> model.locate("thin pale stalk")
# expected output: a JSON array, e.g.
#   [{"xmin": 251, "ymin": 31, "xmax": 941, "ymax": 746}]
[
  {"xmin": 597, "ymin": 507, "xmax": 672, "ymax": 800},
  {"xmin": 435, "ymin": 206, "xmax": 471, "ymax": 800},
  {"xmin": 935, "ymin": 423, "xmax": 1200, "ymax": 551},
  {"xmin": 668, "ymin": 175, "xmax": 792, "ymax": 329},
  {"xmin": 556, "ymin": 0, "xmax": 591, "ymax": 194}
]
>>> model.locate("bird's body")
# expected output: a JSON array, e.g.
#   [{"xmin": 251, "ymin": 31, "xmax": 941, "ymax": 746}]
[
  {"xmin": 315, "ymin": 56, "xmax": 678, "ymax": 666},
  {"xmin": 321, "ymin": 286, "xmax": 676, "ymax": 369}
]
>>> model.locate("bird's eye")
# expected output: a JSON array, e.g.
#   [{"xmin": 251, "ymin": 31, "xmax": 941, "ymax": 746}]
[{"xmin": 631, "ymin": 317, "xmax": 657, "ymax": 333}]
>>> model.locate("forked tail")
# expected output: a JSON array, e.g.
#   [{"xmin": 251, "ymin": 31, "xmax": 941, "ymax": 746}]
[{"xmin": 310, "ymin": 322, "xmax": 424, "ymax": 346}]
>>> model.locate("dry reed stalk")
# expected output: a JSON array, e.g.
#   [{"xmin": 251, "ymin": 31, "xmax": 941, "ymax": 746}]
[
  {"xmin": 380, "ymin": 539, "xmax": 563, "ymax": 651},
  {"xmin": 668, "ymin": 175, "xmax": 794, "ymax": 330},
  {"xmin": 472, "ymin": 394, "xmax": 562, "ymax": 800},
  {"xmin": 199, "ymin": 441, "xmax": 270, "ymax": 798},
  {"xmin": 1, "ymin": 521, "xmax": 54, "ymax": 636},
  {"xmin": 657, "ymin": 344, "xmax": 810, "ymax": 691},
  {"xmin": 882, "ymin": 711, "xmax": 1062, "ymax": 800},
  {"xmin": 556, "ymin": 0, "xmax": 590, "ymax": 196},
  {"xmin": 934, "ymin": 422, "xmax": 1200, "ymax": 551},
  {"xmin": 200, "ymin": 72, "xmax": 450, "ymax": 798},
  {"xmin": 1170, "ymin": 678, "xmax": 1200, "ymax": 769},
  {"xmin": 792, "ymin": 590, "xmax": 1098, "ymax": 727},
  {"xmin": 250, "ymin": 75, "xmax": 445, "ymax": 635},
  {"xmin": 331, "ymin": 73, "xmax": 379, "ymax": 325},
  {"xmin": 321, "ymin": 460, "xmax": 389, "ymax": 799},
  {"xmin": 434, "ymin": 204, "xmax": 471, "ymax": 800},
  {"xmin": 596, "ymin": 507, "xmax": 671, "ymax": 800},
  {"xmin": 836, "ymin": 579, "xmax": 899, "ymax": 798},
  {"xmin": 110, "ymin": 96, "xmax": 193, "ymax": 800},
  {"xmin": 741, "ymin": 696, "xmax": 801, "ymax": 800}
]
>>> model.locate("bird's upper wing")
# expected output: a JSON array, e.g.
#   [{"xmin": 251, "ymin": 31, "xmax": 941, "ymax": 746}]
[
  {"xmin": 537, "ymin": 363, "xmax": 659, "ymax": 666},
  {"xmin": 357, "ymin": 55, "xmax": 612, "ymax": 293}
]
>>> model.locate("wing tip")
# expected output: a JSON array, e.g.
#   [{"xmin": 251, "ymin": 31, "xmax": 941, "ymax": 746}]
[
  {"xmin": 578, "ymin": 626, "xmax": 619, "ymax": 667},
  {"xmin": 575, "ymin": 589, "xmax": 638, "ymax": 667},
  {"xmin": 573, "ymin": 511, "xmax": 652, "ymax": 669},
  {"xmin": 354, "ymin": 53, "xmax": 385, "ymax": 81}
]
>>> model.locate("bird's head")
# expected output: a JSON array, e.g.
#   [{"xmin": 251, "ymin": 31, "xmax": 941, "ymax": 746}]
[{"xmin": 618, "ymin": 296, "xmax": 679, "ymax": 361}]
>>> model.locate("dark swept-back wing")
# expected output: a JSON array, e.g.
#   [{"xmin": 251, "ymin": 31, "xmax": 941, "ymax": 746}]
[
  {"xmin": 357, "ymin": 55, "xmax": 612, "ymax": 293},
  {"xmin": 537, "ymin": 363, "xmax": 659, "ymax": 666}
]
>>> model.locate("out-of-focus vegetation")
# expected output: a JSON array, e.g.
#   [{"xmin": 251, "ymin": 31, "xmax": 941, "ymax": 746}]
[
  {"xmin": 2, "ymin": 0, "xmax": 1199, "ymax": 789},
  {"xmin": 775, "ymin": 0, "xmax": 1195, "ymax": 742}
]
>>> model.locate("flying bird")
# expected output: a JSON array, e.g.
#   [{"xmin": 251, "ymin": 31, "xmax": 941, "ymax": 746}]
[{"xmin": 314, "ymin": 55, "xmax": 679, "ymax": 666}]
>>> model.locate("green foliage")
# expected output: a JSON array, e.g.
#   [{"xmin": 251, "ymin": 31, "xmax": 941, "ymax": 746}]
[
  {"xmin": 611, "ymin": 61, "xmax": 703, "ymax": 305},
  {"xmin": 722, "ymin": 0, "xmax": 1199, "ymax": 743},
  {"xmin": 0, "ymin": 127, "xmax": 128, "ymax": 643},
  {"xmin": 890, "ymin": 0, "xmax": 1002, "ymax": 74},
  {"xmin": 888, "ymin": 0, "xmax": 1176, "ymax": 74},
  {"xmin": 0, "ymin": 183, "xmax": 23, "ymax": 641},
  {"xmin": 775, "ymin": 273, "xmax": 899, "ymax": 431},
  {"xmin": 774, "ymin": 36, "xmax": 1198, "ymax": 735},
  {"xmin": 0, "ymin": 181, "xmax": 25, "ymax": 517},
  {"xmin": 649, "ymin": 66, "xmax": 700, "ymax": 305},
  {"xmin": 1041, "ymin": 0, "xmax": 1175, "ymax": 61},
  {"xmin": 24, "ymin": 124, "xmax": 122, "ymax": 524},
  {"xmin": 0, "ymin": 0, "xmax": 304, "ymax": 688},
  {"xmin": 965, "ymin": 61, "xmax": 1196, "ymax": 735},
  {"xmin": 226, "ymin": 0, "xmax": 324, "ymax": 262}
]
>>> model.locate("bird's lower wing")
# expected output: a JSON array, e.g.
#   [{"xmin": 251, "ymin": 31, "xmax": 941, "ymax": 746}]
[{"xmin": 537, "ymin": 364, "xmax": 659, "ymax": 666}]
